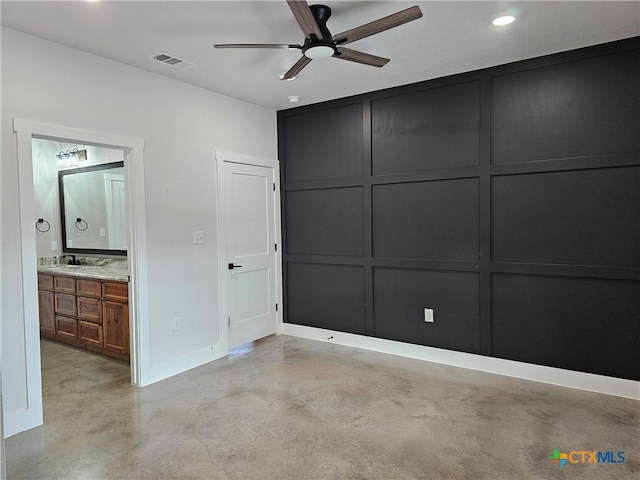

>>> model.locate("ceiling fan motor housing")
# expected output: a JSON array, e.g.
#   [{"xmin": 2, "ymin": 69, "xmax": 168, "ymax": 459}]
[{"xmin": 302, "ymin": 4, "xmax": 336, "ymax": 59}]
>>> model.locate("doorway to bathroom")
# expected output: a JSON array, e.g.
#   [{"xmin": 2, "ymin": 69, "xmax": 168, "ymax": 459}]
[{"xmin": 12, "ymin": 118, "xmax": 149, "ymax": 436}]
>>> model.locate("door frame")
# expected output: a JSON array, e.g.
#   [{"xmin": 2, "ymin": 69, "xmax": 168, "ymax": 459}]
[
  {"xmin": 10, "ymin": 118, "xmax": 149, "ymax": 435},
  {"xmin": 214, "ymin": 150, "xmax": 283, "ymax": 355}
]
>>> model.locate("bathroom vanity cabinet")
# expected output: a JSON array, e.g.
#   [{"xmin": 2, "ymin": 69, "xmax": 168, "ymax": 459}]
[{"xmin": 38, "ymin": 273, "xmax": 129, "ymax": 362}]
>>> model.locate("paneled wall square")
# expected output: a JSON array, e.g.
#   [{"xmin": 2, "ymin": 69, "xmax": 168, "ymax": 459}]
[
  {"xmin": 491, "ymin": 50, "xmax": 639, "ymax": 164},
  {"xmin": 372, "ymin": 178, "xmax": 479, "ymax": 260},
  {"xmin": 492, "ymin": 166, "xmax": 640, "ymax": 267},
  {"xmin": 286, "ymin": 263, "xmax": 365, "ymax": 334},
  {"xmin": 283, "ymin": 104, "xmax": 363, "ymax": 182},
  {"xmin": 492, "ymin": 274, "xmax": 640, "ymax": 380},
  {"xmin": 372, "ymin": 81, "xmax": 480, "ymax": 175},
  {"xmin": 285, "ymin": 187, "xmax": 364, "ymax": 256},
  {"xmin": 373, "ymin": 268, "xmax": 480, "ymax": 353}
]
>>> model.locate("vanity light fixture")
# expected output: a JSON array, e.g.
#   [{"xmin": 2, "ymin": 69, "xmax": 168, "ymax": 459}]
[{"xmin": 56, "ymin": 149, "xmax": 88, "ymax": 168}]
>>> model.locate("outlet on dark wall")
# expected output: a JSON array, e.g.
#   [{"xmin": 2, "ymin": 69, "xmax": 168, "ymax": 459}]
[{"xmin": 278, "ymin": 37, "xmax": 640, "ymax": 381}]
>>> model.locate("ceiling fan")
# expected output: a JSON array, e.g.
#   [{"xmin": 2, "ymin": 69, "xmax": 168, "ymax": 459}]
[{"xmin": 214, "ymin": 0, "xmax": 423, "ymax": 80}]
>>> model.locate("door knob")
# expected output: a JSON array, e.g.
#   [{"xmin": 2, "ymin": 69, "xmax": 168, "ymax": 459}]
[{"xmin": 228, "ymin": 263, "xmax": 243, "ymax": 270}]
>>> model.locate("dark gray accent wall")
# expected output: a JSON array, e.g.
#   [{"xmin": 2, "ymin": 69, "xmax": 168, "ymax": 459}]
[{"xmin": 278, "ymin": 37, "xmax": 640, "ymax": 381}]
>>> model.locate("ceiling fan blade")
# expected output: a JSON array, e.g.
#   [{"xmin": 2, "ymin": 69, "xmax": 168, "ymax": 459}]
[
  {"xmin": 214, "ymin": 44, "xmax": 301, "ymax": 50},
  {"xmin": 334, "ymin": 47, "xmax": 390, "ymax": 67},
  {"xmin": 333, "ymin": 5, "xmax": 423, "ymax": 45},
  {"xmin": 282, "ymin": 56, "xmax": 312, "ymax": 80},
  {"xmin": 286, "ymin": 0, "xmax": 323, "ymax": 39}
]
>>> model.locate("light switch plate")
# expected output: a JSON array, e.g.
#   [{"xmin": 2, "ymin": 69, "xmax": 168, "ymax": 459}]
[
  {"xmin": 193, "ymin": 230, "xmax": 205, "ymax": 244},
  {"xmin": 100, "ymin": 227, "xmax": 106, "ymax": 237},
  {"xmin": 51, "ymin": 240, "xmax": 58, "ymax": 251},
  {"xmin": 424, "ymin": 308, "xmax": 434, "ymax": 323}
]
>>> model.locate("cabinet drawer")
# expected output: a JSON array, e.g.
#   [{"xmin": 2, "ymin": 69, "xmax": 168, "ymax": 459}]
[
  {"xmin": 38, "ymin": 274, "xmax": 54, "ymax": 290},
  {"xmin": 79, "ymin": 321, "xmax": 103, "ymax": 347},
  {"xmin": 56, "ymin": 316, "xmax": 78, "ymax": 340},
  {"xmin": 54, "ymin": 276, "xmax": 76, "ymax": 293},
  {"xmin": 102, "ymin": 282, "xmax": 128, "ymax": 302},
  {"xmin": 77, "ymin": 296, "xmax": 102, "ymax": 323},
  {"xmin": 77, "ymin": 279, "xmax": 101, "ymax": 298},
  {"xmin": 55, "ymin": 293, "xmax": 77, "ymax": 316}
]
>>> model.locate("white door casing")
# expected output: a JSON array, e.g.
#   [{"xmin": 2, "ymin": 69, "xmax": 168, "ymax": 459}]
[
  {"xmin": 9, "ymin": 118, "xmax": 148, "ymax": 437},
  {"xmin": 215, "ymin": 151, "xmax": 282, "ymax": 352}
]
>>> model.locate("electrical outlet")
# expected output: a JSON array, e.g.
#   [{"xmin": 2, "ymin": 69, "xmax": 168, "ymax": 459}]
[
  {"xmin": 100, "ymin": 227, "xmax": 106, "ymax": 237},
  {"xmin": 424, "ymin": 308, "xmax": 434, "ymax": 323},
  {"xmin": 172, "ymin": 317, "xmax": 181, "ymax": 332},
  {"xmin": 51, "ymin": 240, "xmax": 58, "ymax": 251},
  {"xmin": 193, "ymin": 230, "xmax": 204, "ymax": 245}
]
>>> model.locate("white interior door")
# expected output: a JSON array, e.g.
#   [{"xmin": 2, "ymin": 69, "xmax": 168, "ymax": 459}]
[
  {"xmin": 105, "ymin": 174, "xmax": 127, "ymax": 249},
  {"xmin": 224, "ymin": 162, "xmax": 278, "ymax": 348},
  {"xmin": 112, "ymin": 181, "xmax": 127, "ymax": 249}
]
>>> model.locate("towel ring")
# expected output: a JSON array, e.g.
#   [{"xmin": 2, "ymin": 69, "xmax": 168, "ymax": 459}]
[
  {"xmin": 36, "ymin": 218, "xmax": 51, "ymax": 233},
  {"xmin": 75, "ymin": 217, "xmax": 88, "ymax": 232}
]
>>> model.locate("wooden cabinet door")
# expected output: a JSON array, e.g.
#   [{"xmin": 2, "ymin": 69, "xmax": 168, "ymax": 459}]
[
  {"xmin": 77, "ymin": 296, "xmax": 102, "ymax": 323},
  {"xmin": 103, "ymin": 301, "xmax": 129, "ymax": 355},
  {"xmin": 38, "ymin": 289, "xmax": 55, "ymax": 334},
  {"xmin": 55, "ymin": 316, "xmax": 78, "ymax": 340},
  {"xmin": 79, "ymin": 321, "xmax": 103, "ymax": 347},
  {"xmin": 55, "ymin": 293, "xmax": 77, "ymax": 316}
]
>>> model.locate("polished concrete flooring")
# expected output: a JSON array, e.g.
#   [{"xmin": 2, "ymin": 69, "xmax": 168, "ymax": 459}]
[{"xmin": 6, "ymin": 336, "xmax": 639, "ymax": 479}]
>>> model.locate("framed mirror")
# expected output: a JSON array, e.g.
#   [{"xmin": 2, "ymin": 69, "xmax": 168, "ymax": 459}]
[{"xmin": 59, "ymin": 161, "xmax": 127, "ymax": 256}]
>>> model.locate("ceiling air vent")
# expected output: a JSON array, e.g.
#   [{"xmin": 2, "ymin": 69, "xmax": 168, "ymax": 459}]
[{"xmin": 152, "ymin": 52, "xmax": 196, "ymax": 70}]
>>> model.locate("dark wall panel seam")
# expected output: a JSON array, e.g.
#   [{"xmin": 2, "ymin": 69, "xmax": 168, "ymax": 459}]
[{"xmin": 491, "ymin": 262, "xmax": 640, "ymax": 281}]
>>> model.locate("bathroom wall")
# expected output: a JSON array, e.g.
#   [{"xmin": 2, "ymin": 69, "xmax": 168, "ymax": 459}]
[
  {"xmin": 2, "ymin": 27, "xmax": 277, "ymax": 436},
  {"xmin": 32, "ymin": 138, "xmax": 125, "ymax": 258}
]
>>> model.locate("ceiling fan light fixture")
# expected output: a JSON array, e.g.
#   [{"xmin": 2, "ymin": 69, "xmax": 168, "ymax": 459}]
[{"xmin": 303, "ymin": 44, "xmax": 335, "ymax": 59}]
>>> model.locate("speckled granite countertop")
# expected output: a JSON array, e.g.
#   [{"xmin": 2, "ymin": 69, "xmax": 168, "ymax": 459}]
[
  {"xmin": 38, "ymin": 265, "xmax": 128, "ymax": 282},
  {"xmin": 37, "ymin": 257, "xmax": 128, "ymax": 282}
]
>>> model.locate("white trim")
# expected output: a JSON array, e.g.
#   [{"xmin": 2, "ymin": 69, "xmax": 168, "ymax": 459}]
[
  {"xmin": 8, "ymin": 118, "xmax": 149, "ymax": 436},
  {"xmin": 144, "ymin": 345, "xmax": 227, "ymax": 386},
  {"xmin": 282, "ymin": 323, "xmax": 640, "ymax": 400},
  {"xmin": 214, "ymin": 150, "xmax": 283, "ymax": 358}
]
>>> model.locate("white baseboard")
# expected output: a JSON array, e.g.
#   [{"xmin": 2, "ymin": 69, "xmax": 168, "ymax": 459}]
[
  {"xmin": 282, "ymin": 323, "xmax": 640, "ymax": 400},
  {"xmin": 4, "ymin": 407, "xmax": 43, "ymax": 438},
  {"xmin": 141, "ymin": 344, "xmax": 227, "ymax": 387}
]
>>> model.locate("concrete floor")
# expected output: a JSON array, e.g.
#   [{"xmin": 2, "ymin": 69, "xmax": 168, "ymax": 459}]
[{"xmin": 6, "ymin": 336, "xmax": 639, "ymax": 479}]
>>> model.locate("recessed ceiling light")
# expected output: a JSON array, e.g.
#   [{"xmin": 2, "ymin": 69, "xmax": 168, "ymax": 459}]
[
  {"xmin": 492, "ymin": 15, "xmax": 516, "ymax": 26},
  {"xmin": 287, "ymin": 96, "xmax": 300, "ymax": 103}
]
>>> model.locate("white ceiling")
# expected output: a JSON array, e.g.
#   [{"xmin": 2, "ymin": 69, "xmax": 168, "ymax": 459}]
[{"xmin": 2, "ymin": 1, "xmax": 639, "ymax": 110}]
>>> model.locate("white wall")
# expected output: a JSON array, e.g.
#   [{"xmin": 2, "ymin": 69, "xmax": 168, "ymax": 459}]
[{"xmin": 1, "ymin": 28, "xmax": 277, "ymax": 434}]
